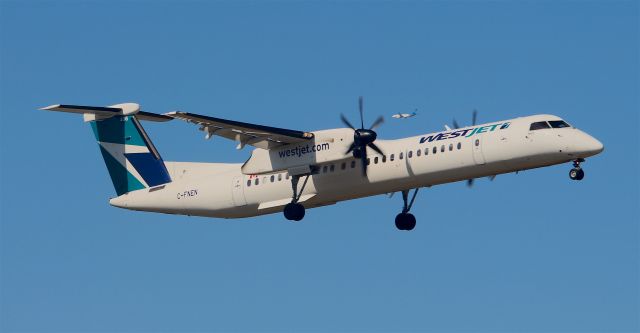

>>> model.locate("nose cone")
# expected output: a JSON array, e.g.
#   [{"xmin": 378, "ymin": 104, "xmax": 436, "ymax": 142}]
[
  {"xmin": 572, "ymin": 132, "xmax": 604, "ymax": 158},
  {"xmin": 589, "ymin": 136, "xmax": 604, "ymax": 154}
]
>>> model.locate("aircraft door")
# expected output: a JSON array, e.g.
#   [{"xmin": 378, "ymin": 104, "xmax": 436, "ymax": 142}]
[
  {"xmin": 472, "ymin": 138, "xmax": 486, "ymax": 165},
  {"xmin": 231, "ymin": 177, "xmax": 247, "ymax": 206}
]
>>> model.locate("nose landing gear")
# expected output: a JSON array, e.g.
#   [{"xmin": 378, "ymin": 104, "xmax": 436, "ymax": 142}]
[
  {"xmin": 283, "ymin": 174, "xmax": 310, "ymax": 221},
  {"xmin": 395, "ymin": 188, "xmax": 419, "ymax": 231},
  {"xmin": 569, "ymin": 158, "xmax": 585, "ymax": 181}
]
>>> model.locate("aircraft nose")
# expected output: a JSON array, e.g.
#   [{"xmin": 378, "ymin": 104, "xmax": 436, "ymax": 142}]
[
  {"xmin": 572, "ymin": 131, "xmax": 604, "ymax": 157},
  {"xmin": 588, "ymin": 136, "xmax": 604, "ymax": 154}
]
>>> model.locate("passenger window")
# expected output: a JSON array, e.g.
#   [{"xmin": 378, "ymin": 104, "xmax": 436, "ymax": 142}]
[
  {"xmin": 382, "ymin": 155, "xmax": 387, "ymax": 163},
  {"xmin": 416, "ymin": 149, "xmax": 421, "ymax": 157},
  {"xmin": 323, "ymin": 165, "xmax": 328, "ymax": 173},
  {"xmin": 286, "ymin": 173, "xmax": 290, "ymax": 180},
  {"xmin": 270, "ymin": 175, "xmax": 275, "ymax": 183},
  {"xmin": 425, "ymin": 148, "xmax": 429, "ymax": 155},
  {"xmin": 341, "ymin": 162, "xmax": 346, "ymax": 170},
  {"xmin": 330, "ymin": 164, "xmax": 335, "ymax": 172},
  {"xmin": 366, "ymin": 158, "xmax": 370, "ymax": 165},
  {"xmin": 374, "ymin": 156, "xmax": 379, "ymax": 164},
  {"xmin": 254, "ymin": 178, "xmax": 259, "ymax": 186},
  {"xmin": 529, "ymin": 121, "xmax": 551, "ymax": 130},
  {"xmin": 440, "ymin": 145, "xmax": 445, "ymax": 152},
  {"xmin": 457, "ymin": 142, "xmax": 461, "ymax": 150},
  {"xmin": 247, "ymin": 180, "xmax": 251, "ymax": 187},
  {"xmin": 549, "ymin": 120, "xmax": 571, "ymax": 128},
  {"xmin": 449, "ymin": 143, "xmax": 453, "ymax": 151},
  {"xmin": 475, "ymin": 139, "xmax": 480, "ymax": 146},
  {"xmin": 351, "ymin": 160, "xmax": 356, "ymax": 168},
  {"xmin": 399, "ymin": 152, "xmax": 404, "ymax": 160},
  {"xmin": 278, "ymin": 174, "xmax": 282, "ymax": 181},
  {"xmin": 390, "ymin": 154, "xmax": 395, "ymax": 161},
  {"xmin": 433, "ymin": 146, "xmax": 437, "ymax": 154}
]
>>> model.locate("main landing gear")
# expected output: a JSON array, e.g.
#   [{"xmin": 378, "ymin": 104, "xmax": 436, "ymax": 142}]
[
  {"xmin": 283, "ymin": 174, "xmax": 310, "ymax": 221},
  {"xmin": 395, "ymin": 188, "xmax": 419, "ymax": 231},
  {"xmin": 569, "ymin": 158, "xmax": 585, "ymax": 181}
]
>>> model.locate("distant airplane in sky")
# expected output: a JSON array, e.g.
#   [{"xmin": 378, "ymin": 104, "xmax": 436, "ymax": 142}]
[
  {"xmin": 392, "ymin": 110, "xmax": 417, "ymax": 119},
  {"xmin": 41, "ymin": 97, "xmax": 603, "ymax": 231}
]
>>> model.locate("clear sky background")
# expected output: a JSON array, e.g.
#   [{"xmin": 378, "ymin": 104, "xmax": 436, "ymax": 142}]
[{"xmin": 1, "ymin": 1, "xmax": 638, "ymax": 332}]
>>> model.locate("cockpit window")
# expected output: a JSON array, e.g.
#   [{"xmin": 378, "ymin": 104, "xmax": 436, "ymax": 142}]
[
  {"xmin": 549, "ymin": 120, "xmax": 571, "ymax": 128},
  {"xmin": 529, "ymin": 121, "xmax": 551, "ymax": 131}
]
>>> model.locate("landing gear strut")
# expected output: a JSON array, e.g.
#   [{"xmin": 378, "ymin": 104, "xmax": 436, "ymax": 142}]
[
  {"xmin": 395, "ymin": 188, "xmax": 419, "ymax": 231},
  {"xmin": 569, "ymin": 158, "xmax": 585, "ymax": 181},
  {"xmin": 283, "ymin": 174, "xmax": 310, "ymax": 221}
]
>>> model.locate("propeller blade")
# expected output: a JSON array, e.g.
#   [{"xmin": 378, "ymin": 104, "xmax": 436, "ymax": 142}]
[
  {"xmin": 360, "ymin": 152, "xmax": 368, "ymax": 177},
  {"xmin": 359, "ymin": 96, "xmax": 364, "ymax": 129},
  {"xmin": 472, "ymin": 109, "xmax": 477, "ymax": 126},
  {"xmin": 340, "ymin": 114, "xmax": 356, "ymax": 130},
  {"xmin": 452, "ymin": 119, "xmax": 460, "ymax": 129},
  {"xmin": 467, "ymin": 179, "xmax": 474, "ymax": 187},
  {"xmin": 345, "ymin": 142, "xmax": 356, "ymax": 155},
  {"xmin": 368, "ymin": 142, "xmax": 384, "ymax": 156},
  {"xmin": 370, "ymin": 116, "xmax": 384, "ymax": 130}
]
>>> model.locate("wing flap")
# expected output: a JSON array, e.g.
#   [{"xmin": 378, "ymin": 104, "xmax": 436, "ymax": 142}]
[{"xmin": 166, "ymin": 111, "xmax": 314, "ymax": 149}]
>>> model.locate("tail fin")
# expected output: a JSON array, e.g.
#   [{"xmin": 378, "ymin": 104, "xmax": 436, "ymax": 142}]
[{"xmin": 41, "ymin": 103, "xmax": 173, "ymax": 195}]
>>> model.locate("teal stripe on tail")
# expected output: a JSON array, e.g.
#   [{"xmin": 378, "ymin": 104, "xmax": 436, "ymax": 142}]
[{"xmin": 90, "ymin": 115, "xmax": 171, "ymax": 195}]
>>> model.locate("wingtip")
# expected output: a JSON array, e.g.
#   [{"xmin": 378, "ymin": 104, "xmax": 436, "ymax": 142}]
[{"xmin": 39, "ymin": 104, "xmax": 61, "ymax": 111}]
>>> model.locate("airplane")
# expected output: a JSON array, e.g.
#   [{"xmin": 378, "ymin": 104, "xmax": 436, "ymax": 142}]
[
  {"xmin": 40, "ymin": 97, "xmax": 604, "ymax": 231},
  {"xmin": 392, "ymin": 111, "xmax": 417, "ymax": 119}
]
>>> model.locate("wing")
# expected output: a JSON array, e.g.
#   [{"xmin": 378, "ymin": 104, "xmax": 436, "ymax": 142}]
[{"xmin": 166, "ymin": 111, "xmax": 314, "ymax": 150}]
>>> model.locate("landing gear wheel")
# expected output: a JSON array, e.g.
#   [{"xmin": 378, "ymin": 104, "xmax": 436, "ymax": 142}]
[
  {"xmin": 569, "ymin": 168, "xmax": 585, "ymax": 181},
  {"xmin": 284, "ymin": 203, "xmax": 305, "ymax": 221},
  {"xmin": 285, "ymin": 174, "xmax": 310, "ymax": 222},
  {"xmin": 395, "ymin": 214, "xmax": 405, "ymax": 230},
  {"xmin": 395, "ymin": 213, "xmax": 416, "ymax": 231}
]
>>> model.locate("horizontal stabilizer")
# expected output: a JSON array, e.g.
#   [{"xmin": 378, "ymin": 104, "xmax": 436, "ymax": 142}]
[
  {"xmin": 40, "ymin": 103, "xmax": 172, "ymax": 122},
  {"xmin": 136, "ymin": 111, "xmax": 173, "ymax": 122}
]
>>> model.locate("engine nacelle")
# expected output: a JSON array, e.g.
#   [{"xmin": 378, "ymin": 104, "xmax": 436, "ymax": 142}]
[{"xmin": 241, "ymin": 128, "xmax": 353, "ymax": 175}]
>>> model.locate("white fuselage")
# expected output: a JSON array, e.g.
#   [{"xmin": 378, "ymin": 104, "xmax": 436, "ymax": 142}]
[{"xmin": 109, "ymin": 114, "xmax": 603, "ymax": 218}]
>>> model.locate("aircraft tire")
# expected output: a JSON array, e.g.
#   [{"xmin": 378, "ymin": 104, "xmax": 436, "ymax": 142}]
[
  {"xmin": 395, "ymin": 215, "xmax": 405, "ymax": 230},
  {"xmin": 569, "ymin": 168, "xmax": 585, "ymax": 181},
  {"xmin": 284, "ymin": 203, "xmax": 305, "ymax": 221},
  {"xmin": 404, "ymin": 213, "xmax": 416, "ymax": 230},
  {"xmin": 395, "ymin": 213, "xmax": 416, "ymax": 231}
]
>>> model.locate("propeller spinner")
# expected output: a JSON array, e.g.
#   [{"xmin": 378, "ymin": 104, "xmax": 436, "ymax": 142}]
[{"xmin": 341, "ymin": 96, "xmax": 384, "ymax": 176}]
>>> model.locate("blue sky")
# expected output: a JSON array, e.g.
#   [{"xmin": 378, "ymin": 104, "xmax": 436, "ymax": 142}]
[{"xmin": 1, "ymin": 1, "xmax": 638, "ymax": 332}]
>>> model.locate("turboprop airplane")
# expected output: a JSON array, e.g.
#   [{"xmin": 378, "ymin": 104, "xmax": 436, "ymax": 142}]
[
  {"xmin": 392, "ymin": 110, "xmax": 417, "ymax": 119},
  {"xmin": 41, "ymin": 98, "xmax": 604, "ymax": 231}
]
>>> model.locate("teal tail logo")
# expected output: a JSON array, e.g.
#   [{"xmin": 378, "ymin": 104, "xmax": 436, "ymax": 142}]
[{"xmin": 91, "ymin": 115, "xmax": 171, "ymax": 195}]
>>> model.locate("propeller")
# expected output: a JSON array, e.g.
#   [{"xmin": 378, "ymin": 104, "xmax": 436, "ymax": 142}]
[
  {"xmin": 452, "ymin": 109, "xmax": 478, "ymax": 130},
  {"xmin": 454, "ymin": 110, "xmax": 492, "ymax": 187},
  {"xmin": 341, "ymin": 96, "xmax": 385, "ymax": 176}
]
